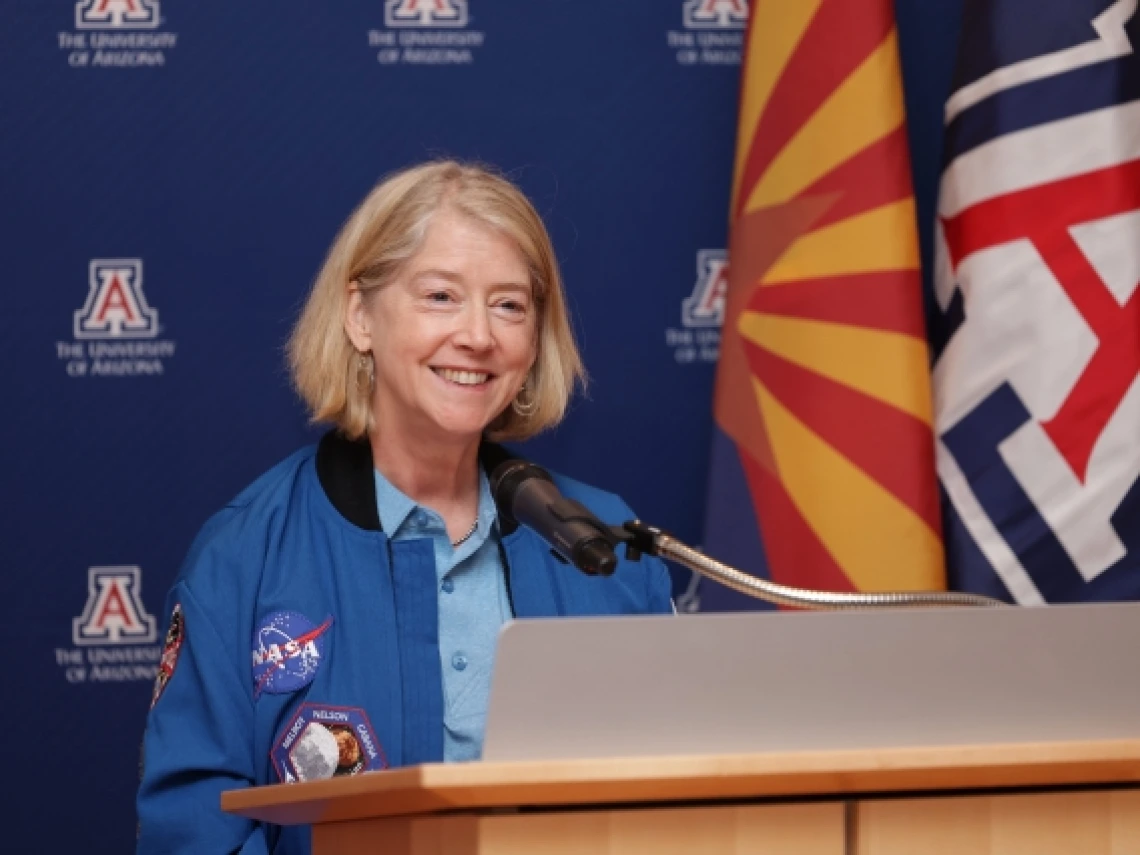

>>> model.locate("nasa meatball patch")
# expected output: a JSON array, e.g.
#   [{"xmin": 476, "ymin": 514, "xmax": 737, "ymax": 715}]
[
  {"xmin": 271, "ymin": 703, "xmax": 387, "ymax": 783},
  {"xmin": 251, "ymin": 611, "xmax": 333, "ymax": 698},
  {"xmin": 150, "ymin": 603, "xmax": 184, "ymax": 709}
]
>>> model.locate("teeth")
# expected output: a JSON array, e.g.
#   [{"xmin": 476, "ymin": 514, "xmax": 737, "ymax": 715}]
[{"xmin": 436, "ymin": 368, "xmax": 489, "ymax": 386}]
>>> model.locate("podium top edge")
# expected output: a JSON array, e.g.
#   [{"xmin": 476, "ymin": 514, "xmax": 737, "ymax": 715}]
[{"xmin": 222, "ymin": 738, "xmax": 1140, "ymax": 826}]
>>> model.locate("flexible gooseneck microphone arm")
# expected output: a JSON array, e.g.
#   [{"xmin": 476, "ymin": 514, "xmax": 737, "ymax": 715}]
[
  {"xmin": 491, "ymin": 459, "xmax": 1004, "ymax": 610},
  {"xmin": 619, "ymin": 520, "xmax": 1004, "ymax": 610}
]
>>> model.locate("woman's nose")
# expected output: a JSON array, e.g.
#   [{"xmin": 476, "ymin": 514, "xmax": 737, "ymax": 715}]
[{"xmin": 454, "ymin": 303, "xmax": 493, "ymax": 350}]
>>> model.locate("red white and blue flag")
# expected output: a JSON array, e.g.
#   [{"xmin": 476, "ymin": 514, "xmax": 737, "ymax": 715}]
[{"xmin": 934, "ymin": 0, "xmax": 1140, "ymax": 603}]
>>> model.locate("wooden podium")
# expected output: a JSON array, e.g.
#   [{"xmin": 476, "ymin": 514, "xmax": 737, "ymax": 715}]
[{"xmin": 223, "ymin": 738, "xmax": 1140, "ymax": 854}]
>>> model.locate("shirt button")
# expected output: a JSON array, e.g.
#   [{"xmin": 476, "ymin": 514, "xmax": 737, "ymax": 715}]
[
  {"xmin": 451, "ymin": 652, "xmax": 468, "ymax": 671},
  {"xmin": 441, "ymin": 578, "xmax": 455, "ymax": 594}
]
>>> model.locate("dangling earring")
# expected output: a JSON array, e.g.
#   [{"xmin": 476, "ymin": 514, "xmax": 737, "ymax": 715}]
[
  {"xmin": 355, "ymin": 351, "xmax": 374, "ymax": 393},
  {"xmin": 512, "ymin": 375, "xmax": 538, "ymax": 416}
]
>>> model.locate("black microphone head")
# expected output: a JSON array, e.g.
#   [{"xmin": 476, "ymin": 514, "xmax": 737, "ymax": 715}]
[
  {"xmin": 489, "ymin": 459, "xmax": 553, "ymax": 524},
  {"xmin": 574, "ymin": 538, "xmax": 619, "ymax": 577}
]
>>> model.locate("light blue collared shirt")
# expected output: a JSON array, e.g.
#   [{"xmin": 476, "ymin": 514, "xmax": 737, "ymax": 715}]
[{"xmin": 373, "ymin": 467, "xmax": 511, "ymax": 762}]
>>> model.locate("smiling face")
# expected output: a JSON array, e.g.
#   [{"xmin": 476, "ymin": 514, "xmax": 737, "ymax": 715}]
[{"xmin": 345, "ymin": 207, "xmax": 538, "ymax": 447}]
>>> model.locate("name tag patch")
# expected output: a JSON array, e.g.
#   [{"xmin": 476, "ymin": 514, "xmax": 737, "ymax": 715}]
[
  {"xmin": 271, "ymin": 703, "xmax": 387, "ymax": 783},
  {"xmin": 251, "ymin": 610, "xmax": 333, "ymax": 697}
]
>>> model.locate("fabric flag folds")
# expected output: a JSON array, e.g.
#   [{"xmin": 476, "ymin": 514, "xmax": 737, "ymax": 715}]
[
  {"xmin": 933, "ymin": 0, "xmax": 1140, "ymax": 603},
  {"xmin": 699, "ymin": 0, "xmax": 945, "ymax": 611}
]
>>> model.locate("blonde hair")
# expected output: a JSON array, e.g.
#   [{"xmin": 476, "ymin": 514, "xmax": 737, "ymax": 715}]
[{"xmin": 288, "ymin": 160, "xmax": 585, "ymax": 442}]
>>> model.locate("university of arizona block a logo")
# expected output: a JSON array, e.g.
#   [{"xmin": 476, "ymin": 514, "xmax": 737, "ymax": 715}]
[
  {"xmin": 933, "ymin": 0, "xmax": 1140, "ymax": 603},
  {"xmin": 73, "ymin": 566, "xmax": 157, "ymax": 646},
  {"xmin": 57, "ymin": 258, "xmax": 174, "ymax": 377},
  {"xmin": 665, "ymin": 249, "xmax": 724, "ymax": 364},
  {"xmin": 683, "ymin": 0, "xmax": 748, "ymax": 30},
  {"xmin": 63, "ymin": 0, "xmax": 175, "ymax": 68},
  {"xmin": 76, "ymin": 0, "xmax": 160, "ymax": 30},
  {"xmin": 385, "ymin": 0, "xmax": 468, "ymax": 28},
  {"xmin": 682, "ymin": 249, "xmax": 728, "ymax": 327},
  {"xmin": 74, "ymin": 259, "xmax": 158, "ymax": 339},
  {"xmin": 668, "ymin": 0, "xmax": 746, "ymax": 66}
]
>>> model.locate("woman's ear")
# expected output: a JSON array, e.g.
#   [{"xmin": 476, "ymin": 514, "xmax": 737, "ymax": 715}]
[{"xmin": 344, "ymin": 283, "xmax": 373, "ymax": 353}]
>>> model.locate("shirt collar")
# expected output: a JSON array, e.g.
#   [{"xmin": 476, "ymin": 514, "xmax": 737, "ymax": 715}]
[
  {"xmin": 373, "ymin": 469, "xmax": 420, "ymax": 537},
  {"xmin": 372, "ymin": 466, "xmax": 499, "ymax": 542},
  {"xmin": 475, "ymin": 467, "xmax": 499, "ymax": 539}
]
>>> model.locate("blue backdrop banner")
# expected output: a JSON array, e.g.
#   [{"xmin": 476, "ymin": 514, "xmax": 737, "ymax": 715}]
[{"xmin": 0, "ymin": 1, "xmax": 959, "ymax": 851}]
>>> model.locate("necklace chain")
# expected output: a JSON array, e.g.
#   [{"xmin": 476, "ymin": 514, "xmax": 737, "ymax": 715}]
[{"xmin": 450, "ymin": 517, "xmax": 479, "ymax": 548}]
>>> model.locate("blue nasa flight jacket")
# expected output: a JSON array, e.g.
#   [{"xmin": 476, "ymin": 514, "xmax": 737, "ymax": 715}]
[{"xmin": 136, "ymin": 431, "xmax": 673, "ymax": 855}]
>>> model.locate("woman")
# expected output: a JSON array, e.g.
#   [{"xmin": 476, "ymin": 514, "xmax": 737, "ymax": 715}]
[{"xmin": 136, "ymin": 161, "xmax": 673, "ymax": 854}]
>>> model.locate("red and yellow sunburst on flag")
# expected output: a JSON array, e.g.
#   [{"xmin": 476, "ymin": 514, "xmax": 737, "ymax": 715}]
[{"xmin": 713, "ymin": 0, "xmax": 944, "ymax": 594}]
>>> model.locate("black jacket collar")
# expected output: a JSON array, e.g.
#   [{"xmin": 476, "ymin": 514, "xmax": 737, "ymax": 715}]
[{"xmin": 315, "ymin": 430, "xmax": 519, "ymax": 535}]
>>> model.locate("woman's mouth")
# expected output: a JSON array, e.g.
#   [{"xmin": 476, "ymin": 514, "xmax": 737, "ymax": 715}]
[{"xmin": 432, "ymin": 367, "xmax": 492, "ymax": 387}]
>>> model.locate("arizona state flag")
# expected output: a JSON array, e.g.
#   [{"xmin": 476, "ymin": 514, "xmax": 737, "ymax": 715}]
[{"xmin": 700, "ymin": 0, "xmax": 945, "ymax": 610}]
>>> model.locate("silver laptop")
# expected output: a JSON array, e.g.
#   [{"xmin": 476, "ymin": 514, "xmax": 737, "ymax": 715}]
[{"xmin": 483, "ymin": 603, "xmax": 1140, "ymax": 762}]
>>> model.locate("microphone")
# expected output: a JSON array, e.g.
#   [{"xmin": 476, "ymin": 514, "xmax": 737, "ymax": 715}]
[
  {"xmin": 490, "ymin": 460, "xmax": 1007, "ymax": 611},
  {"xmin": 490, "ymin": 460, "xmax": 620, "ymax": 576}
]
